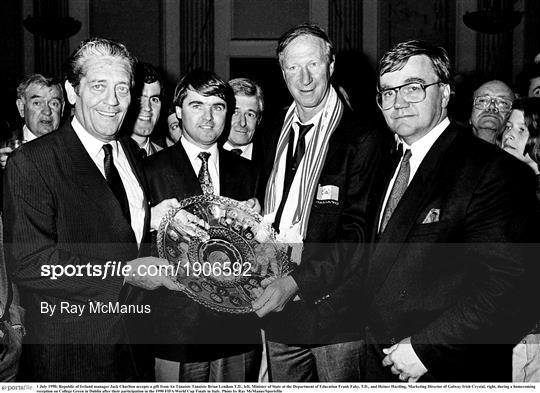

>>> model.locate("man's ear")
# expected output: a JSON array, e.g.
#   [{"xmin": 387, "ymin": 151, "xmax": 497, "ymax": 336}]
[
  {"xmin": 329, "ymin": 59, "xmax": 335, "ymax": 77},
  {"xmin": 64, "ymin": 80, "xmax": 78, "ymax": 105},
  {"xmin": 15, "ymin": 98, "xmax": 25, "ymax": 118},
  {"xmin": 441, "ymin": 83, "xmax": 451, "ymax": 109},
  {"xmin": 175, "ymin": 105, "xmax": 182, "ymax": 120}
]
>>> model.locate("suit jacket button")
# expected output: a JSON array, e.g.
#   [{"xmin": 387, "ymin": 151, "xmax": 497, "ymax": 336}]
[
  {"xmin": 390, "ymin": 337, "xmax": 397, "ymax": 345},
  {"xmin": 399, "ymin": 289, "xmax": 407, "ymax": 298}
]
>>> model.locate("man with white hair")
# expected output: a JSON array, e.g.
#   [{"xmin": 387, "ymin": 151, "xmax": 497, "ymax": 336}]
[{"xmin": 0, "ymin": 74, "xmax": 64, "ymax": 169}]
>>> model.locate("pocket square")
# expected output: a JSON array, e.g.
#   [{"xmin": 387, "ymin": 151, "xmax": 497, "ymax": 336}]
[{"xmin": 422, "ymin": 208, "xmax": 440, "ymax": 224}]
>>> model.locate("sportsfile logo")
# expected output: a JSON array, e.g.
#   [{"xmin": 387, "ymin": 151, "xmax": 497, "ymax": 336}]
[
  {"xmin": 40, "ymin": 261, "xmax": 177, "ymax": 280},
  {"xmin": 40, "ymin": 260, "xmax": 252, "ymax": 280}
]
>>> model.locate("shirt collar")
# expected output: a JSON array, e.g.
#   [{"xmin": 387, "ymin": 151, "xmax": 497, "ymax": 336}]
[
  {"xmin": 223, "ymin": 141, "xmax": 252, "ymax": 152},
  {"xmin": 181, "ymin": 137, "xmax": 219, "ymax": 164},
  {"xmin": 398, "ymin": 117, "xmax": 450, "ymax": 158},
  {"xmin": 71, "ymin": 116, "xmax": 119, "ymax": 160},
  {"xmin": 292, "ymin": 108, "xmax": 324, "ymax": 129},
  {"xmin": 22, "ymin": 125, "xmax": 38, "ymax": 142},
  {"xmin": 136, "ymin": 138, "xmax": 151, "ymax": 154}
]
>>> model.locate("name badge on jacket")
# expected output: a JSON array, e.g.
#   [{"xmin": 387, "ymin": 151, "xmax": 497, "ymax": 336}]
[{"xmin": 316, "ymin": 184, "xmax": 339, "ymax": 204}]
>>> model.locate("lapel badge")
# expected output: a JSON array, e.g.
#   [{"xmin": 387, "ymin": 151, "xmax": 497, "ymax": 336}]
[{"xmin": 316, "ymin": 184, "xmax": 339, "ymax": 202}]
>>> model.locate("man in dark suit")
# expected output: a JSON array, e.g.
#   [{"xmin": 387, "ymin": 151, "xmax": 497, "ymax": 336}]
[
  {"xmin": 0, "ymin": 74, "xmax": 64, "ymax": 170},
  {"xmin": 251, "ymin": 24, "xmax": 385, "ymax": 381},
  {"xmin": 143, "ymin": 69, "xmax": 261, "ymax": 382},
  {"xmin": 222, "ymin": 78, "xmax": 264, "ymax": 164},
  {"xmin": 125, "ymin": 62, "xmax": 164, "ymax": 157},
  {"xmin": 357, "ymin": 40, "xmax": 538, "ymax": 382},
  {"xmin": 3, "ymin": 37, "xmax": 182, "ymax": 382}
]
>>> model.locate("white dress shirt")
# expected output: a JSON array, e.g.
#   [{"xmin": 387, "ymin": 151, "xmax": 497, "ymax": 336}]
[
  {"xmin": 275, "ymin": 109, "xmax": 324, "ymax": 233},
  {"xmin": 22, "ymin": 125, "xmax": 38, "ymax": 142},
  {"xmin": 181, "ymin": 138, "xmax": 221, "ymax": 196},
  {"xmin": 290, "ymin": 109, "xmax": 323, "ymax": 153},
  {"xmin": 378, "ymin": 117, "xmax": 450, "ymax": 231},
  {"xmin": 134, "ymin": 137, "xmax": 162, "ymax": 156},
  {"xmin": 223, "ymin": 141, "xmax": 253, "ymax": 160},
  {"xmin": 72, "ymin": 117, "xmax": 146, "ymax": 245}
]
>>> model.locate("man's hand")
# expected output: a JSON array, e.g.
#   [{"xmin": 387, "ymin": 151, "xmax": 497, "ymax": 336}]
[
  {"xmin": 150, "ymin": 198, "xmax": 181, "ymax": 231},
  {"xmin": 0, "ymin": 321, "xmax": 23, "ymax": 382},
  {"xmin": 170, "ymin": 209, "xmax": 209, "ymax": 240},
  {"xmin": 382, "ymin": 336, "xmax": 428, "ymax": 382},
  {"xmin": 124, "ymin": 256, "xmax": 183, "ymax": 291},
  {"xmin": 251, "ymin": 275, "xmax": 298, "ymax": 317},
  {"xmin": 241, "ymin": 197, "xmax": 261, "ymax": 214},
  {"xmin": 0, "ymin": 147, "xmax": 13, "ymax": 170}
]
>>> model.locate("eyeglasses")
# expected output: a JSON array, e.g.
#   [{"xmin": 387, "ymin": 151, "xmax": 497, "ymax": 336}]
[
  {"xmin": 376, "ymin": 81, "xmax": 441, "ymax": 110},
  {"xmin": 473, "ymin": 96, "xmax": 512, "ymax": 113}
]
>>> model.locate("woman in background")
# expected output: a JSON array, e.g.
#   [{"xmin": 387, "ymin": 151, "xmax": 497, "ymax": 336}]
[
  {"xmin": 500, "ymin": 97, "xmax": 540, "ymax": 199},
  {"xmin": 500, "ymin": 97, "xmax": 540, "ymax": 382}
]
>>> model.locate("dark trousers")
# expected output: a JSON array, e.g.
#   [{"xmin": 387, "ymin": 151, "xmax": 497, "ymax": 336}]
[
  {"xmin": 155, "ymin": 348, "xmax": 261, "ymax": 382},
  {"xmin": 267, "ymin": 340, "xmax": 363, "ymax": 382},
  {"xmin": 18, "ymin": 343, "xmax": 142, "ymax": 382}
]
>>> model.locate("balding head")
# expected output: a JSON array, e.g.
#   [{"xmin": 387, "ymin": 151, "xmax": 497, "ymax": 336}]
[{"xmin": 470, "ymin": 80, "xmax": 514, "ymax": 144}]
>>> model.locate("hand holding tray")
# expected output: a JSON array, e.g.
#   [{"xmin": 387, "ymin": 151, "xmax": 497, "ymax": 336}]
[{"xmin": 156, "ymin": 195, "xmax": 292, "ymax": 314}]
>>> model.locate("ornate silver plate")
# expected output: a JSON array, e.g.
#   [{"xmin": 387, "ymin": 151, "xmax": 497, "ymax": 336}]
[{"xmin": 156, "ymin": 195, "xmax": 291, "ymax": 313}]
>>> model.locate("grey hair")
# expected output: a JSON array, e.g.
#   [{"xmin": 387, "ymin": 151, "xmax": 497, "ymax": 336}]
[
  {"xmin": 17, "ymin": 74, "xmax": 64, "ymax": 102},
  {"xmin": 65, "ymin": 37, "xmax": 136, "ymax": 90},
  {"xmin": 228, "ymin": 77, "xmax": 264, "ymax": 114}
]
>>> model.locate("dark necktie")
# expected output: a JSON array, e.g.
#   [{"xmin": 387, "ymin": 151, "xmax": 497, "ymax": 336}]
[
  {"xmin": 231, "ymin": 148, "xmax": 242, "ymax": 156},
  {"xmin": 139, "ymin": 148, "xmax": 148, "ymax": 159},
  {"xmin": 103, "ymin": 144, "xmax": 131, "ymax": 223},
  {"xmin": 197, "ymin": 152, "xmax": 214, "ymax": 195},
  {"xmin": 291, "ymin": 123, "xmax": 314, "ymax": 172},
  {"xmin": 379, "ymin": 148, "xmax": 412, "ymax": 233},
  {"xmin": 273, "ymin": 123, "xmax": 314, "ymax": 232}
]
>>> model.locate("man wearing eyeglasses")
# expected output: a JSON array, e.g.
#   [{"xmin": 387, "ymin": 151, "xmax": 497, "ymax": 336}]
[
  {"xmin": 469, "ymin": 80, "xmax": 514, "ymax": 144},
  {"xmin": 349, "ymin": 40, "xmax": 539, "ymax": 382}
]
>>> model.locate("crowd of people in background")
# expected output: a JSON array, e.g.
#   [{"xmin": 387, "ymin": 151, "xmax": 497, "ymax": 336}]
[{"xmin": 1, "ymin": 23, "xmax": 540, "ymax": 384}]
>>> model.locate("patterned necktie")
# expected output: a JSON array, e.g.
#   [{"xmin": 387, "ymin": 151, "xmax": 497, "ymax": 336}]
[
  {"xmin": 379, "ymin": 148, "xmax": 412, "ymax": 233},
  {"xmin": 103, "ymin": 144, "xmax": 131, "ymax": 223},
  {"xmin": 231, "ymin": 148, "xmax": 242, "ymax": 156},
  {"xmin": 197, "ymin": 152, "xmax": 214, "ymax": 195}
]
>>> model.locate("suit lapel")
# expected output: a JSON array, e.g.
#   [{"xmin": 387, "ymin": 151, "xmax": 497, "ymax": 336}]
[
  {"xmin": 367, "ymin": 124, "xmax": 460, "ymax": 293},
  {"xmin": 171, "ymin": 142, "xmax": 203, "ymax": 197},
  {"xmin": 60, "ymin": 124, "xmax": 136, "ymax": 243},
  {"xmin": 219, "ymin": 148, "xmax": 258, "ymax": 200},
  {"xmin": 219, "ymin": 148, "xmax": 233, "ymax": 197}
]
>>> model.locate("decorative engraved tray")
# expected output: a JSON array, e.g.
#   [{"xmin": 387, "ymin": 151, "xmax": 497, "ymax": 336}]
[{"xmin": 157, "ymin": 195, "xmax": 291, "ymax": 313}]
